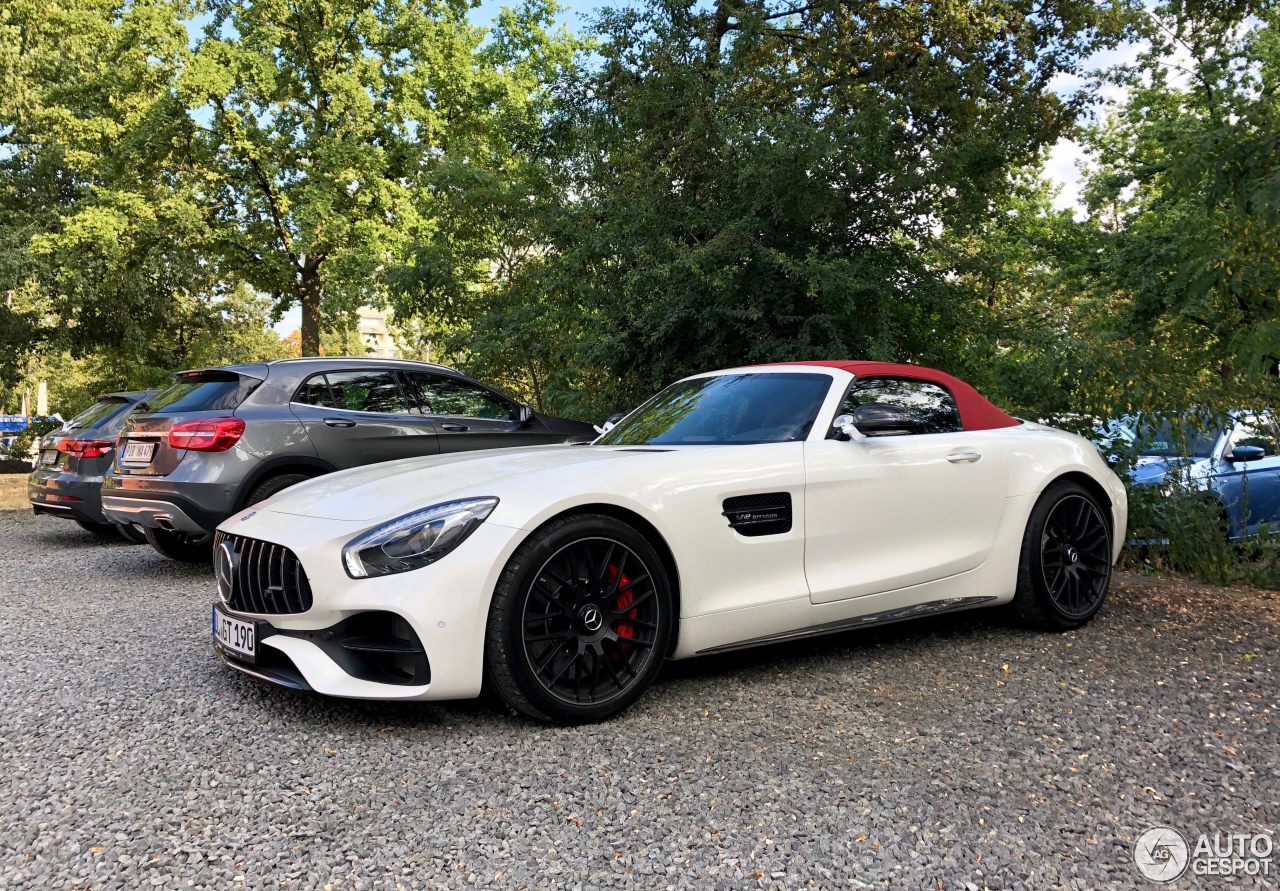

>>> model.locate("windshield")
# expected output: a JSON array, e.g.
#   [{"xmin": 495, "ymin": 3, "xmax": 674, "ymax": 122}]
[
  {"xmin": 64, "ymin": 398, "xmax": 130, "ymax": 431},
  {"xmin": 598, "ymin": 373, "xmax": 832, "ymax": 446},
  {"xmin": 1136, "ymin": 420, "xmax": 1220, "ymax": 458}
]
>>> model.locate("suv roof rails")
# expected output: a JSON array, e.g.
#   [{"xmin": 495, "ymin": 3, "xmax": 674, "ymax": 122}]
[{"xmin": 264, "ymin": 356, "xmax": 457, "ymax": 372}]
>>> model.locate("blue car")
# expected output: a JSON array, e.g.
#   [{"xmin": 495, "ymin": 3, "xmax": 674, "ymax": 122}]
[{"xmin": 1125, "ymin": 413, "xmax": 1280, "ymax": 539}]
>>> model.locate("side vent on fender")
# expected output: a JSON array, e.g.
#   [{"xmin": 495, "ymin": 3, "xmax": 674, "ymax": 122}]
[{"xmin": 722, "ymin": 493, "xmax": 792, "ymax": 537}]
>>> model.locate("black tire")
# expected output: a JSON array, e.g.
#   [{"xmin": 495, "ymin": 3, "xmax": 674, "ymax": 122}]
[
  {"xmin": 484, "ymin": 513, "xmax": 674, "ymax": 723},
  {"xmin": 1011, "ymin": 480, "xmax": 1113, "ymax": 631},
  {"xmin": 245, "ymin": 472, "xmax": 312, "ymax": 507},
  {"xmin": 144, "ymin": 526, "xmax": 214, "ymax": 563},
  {"xmin": 75, "ymin": 519, "xmax": 121, "ymax": 540},
  {"xmin": 114, "ymin": 523, "xmax": 149, "ymax": 545}
]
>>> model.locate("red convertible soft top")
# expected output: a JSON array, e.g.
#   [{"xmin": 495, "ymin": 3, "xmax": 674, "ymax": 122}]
[{"xmin": 761, "ymin": 360, "xmax": 1022, "ymax": 432}]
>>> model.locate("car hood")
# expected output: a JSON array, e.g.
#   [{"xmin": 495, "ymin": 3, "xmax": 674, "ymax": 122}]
[
  {"xmin": 250, "ymin": 444, "xmax": 635, "ymax": 523},
  {"xmin": 1128, "ymin": 455, "xmax": 1208, "ymax": 486}
]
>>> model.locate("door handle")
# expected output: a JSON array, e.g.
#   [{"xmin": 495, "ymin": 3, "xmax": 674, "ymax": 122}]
[
  {"xmin": 441, "ymin": 423, "xmax": 469, "ymax": 432},
  {"xmin": 947, "ymin": 450, "xmax": 981, "ymax": 464},
  {"xmin": 323, "ymin": 418, "xmax": 357, "ymax": 428}
]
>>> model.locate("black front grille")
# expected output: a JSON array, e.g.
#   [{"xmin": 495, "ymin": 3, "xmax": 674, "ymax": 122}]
[{"xmin": 214, "ymin": 531, "xmax": 314, "ymax": 614}]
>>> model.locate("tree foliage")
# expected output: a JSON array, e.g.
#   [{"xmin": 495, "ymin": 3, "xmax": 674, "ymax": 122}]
[{"xmin": 505, "ymin": 0, "xmax": 1138, "ymax": 411}]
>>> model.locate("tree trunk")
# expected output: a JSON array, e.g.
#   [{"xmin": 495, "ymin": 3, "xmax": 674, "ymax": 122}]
[{"xmin": 300, "ymin": 267, "xmax": 322, "ymax": 356}]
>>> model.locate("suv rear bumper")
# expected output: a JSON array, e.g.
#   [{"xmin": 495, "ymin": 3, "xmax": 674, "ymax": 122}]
[
  {"xmin": 28, "ymin": 470, "xmax": 108, "ymax": 524},
  {"xmin": 101, "ymin": 488, "xmax": 230, "ymax": 535}
]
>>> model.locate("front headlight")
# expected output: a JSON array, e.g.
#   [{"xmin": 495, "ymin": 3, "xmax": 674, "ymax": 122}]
[{"xmin": 342, "ymin": 497, "xmax": 499, "ymax": 578}]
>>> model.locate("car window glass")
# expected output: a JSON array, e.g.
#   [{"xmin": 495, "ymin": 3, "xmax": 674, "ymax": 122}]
[
  {"xmin": 409, "ymin": 373, "xmax": 511, "ymax": 420},
  {"xmin": 1230, "ymin": 416, "xmax": 1279, "ymax": 455},
  {"xmin": 65, "ymin": 399, "xmax": 129, "ymax": 431},
  {"xmin": 598, "ymin": 373, "xmax": 831, "ymax": 445},
  {"xmin": 294, "ymin": 374, "xmax": 337, "ymax": 408},
  {"xmin": 840, "ymin": 378, "xmax": 962, "ymax": 434},
  {"xmin": 323, "ymin": 370, "xmax": 412, "ymax": 414},
  {"xmin": 146, "ymin": 375, "xmax": 255, "ymax": 413}
]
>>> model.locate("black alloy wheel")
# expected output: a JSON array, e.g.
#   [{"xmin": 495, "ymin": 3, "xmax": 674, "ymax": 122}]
[
  {"xmin": 521, "ymin": 537, "xmax": 662, "ymax": 707},
  {"xmin": 1039, "ymin": 494, "xmax": 1111, "ymax": 619},
  {"xmin": 1012, "ymin": 481, "xmax": 1113, "ymax": 630},
  {"xmin": 485, "ymin": 513, "xmax": 673, "ymax": 723}
]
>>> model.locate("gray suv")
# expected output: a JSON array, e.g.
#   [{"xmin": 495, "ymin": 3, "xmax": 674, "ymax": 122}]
[{"xmin": 101, "ymin": 358, "xmax": 597, "ymax": 562}]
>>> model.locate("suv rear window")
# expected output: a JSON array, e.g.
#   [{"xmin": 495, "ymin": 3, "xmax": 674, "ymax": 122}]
[{"xmin": 146, "ymin": 374, "xmax": 257, "ymax": 413}]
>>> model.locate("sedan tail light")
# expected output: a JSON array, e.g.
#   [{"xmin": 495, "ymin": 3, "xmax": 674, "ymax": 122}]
[
  {"xmin": 57, "ymin": 439, "xmax": 113, "ymax": 459},
  {"xmin": 168, "ymin": 417, "xmax": 246, "ymax": 452}
]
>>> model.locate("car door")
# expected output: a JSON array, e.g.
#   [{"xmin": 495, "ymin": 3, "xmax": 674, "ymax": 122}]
[
  {"xmin": 289, "ymin": 368, "xmax": 440, "ymax": 468},
  {"xmin": 1213, "ymin": 414, "xmax": 1280, "ymax": 535},
  {"xmin": 804, "ymin": 377, "xmax": 1010, "ymax": 604},
  {"xmin": 403, "ymin": 371, "xmax": 556, "ymax": 452}
]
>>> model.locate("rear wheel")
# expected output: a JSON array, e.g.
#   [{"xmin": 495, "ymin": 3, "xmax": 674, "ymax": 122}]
[
  {"xmin": 114, "ymin": 523, "xmax": 148, "ymax": 545},
  {"xmin": 75, "ymin": 519, "xmax": 121, "ymax": 540},
  {"xmin": 245, "ymin": 472, "xmax": 311, "ymax": 507},
  {"xmin": 144, "ymin": 527, "xmax": 214, "ymax": 563},
  {"xmin": 1011, "ymin": 481, "xmax": 1113, "ymax": 630},
  {"xmin": 485, "ymin": 514, "xmax": 674, "ymax": 723}
]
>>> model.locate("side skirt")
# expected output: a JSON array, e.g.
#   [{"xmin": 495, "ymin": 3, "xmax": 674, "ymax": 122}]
[{"xmin": 694, "ymin": 595, "xmax": 998, "ymax": 655}]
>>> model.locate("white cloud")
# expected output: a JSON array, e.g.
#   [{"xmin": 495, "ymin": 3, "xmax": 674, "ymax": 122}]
[{"xmin": 1045, "ymin": 138, "xmax": 1088, "ymax": 218}]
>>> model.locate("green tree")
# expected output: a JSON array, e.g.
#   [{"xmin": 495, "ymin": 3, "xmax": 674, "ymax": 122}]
[
  {"xmin": 0, "ymin": 0, "xmax": 203, "ymax": 371},
  {"xmin": 518, "ymin": 0, "xmax": 1136, "ymax": 407},
  {"xmin": 178, "ymin": 0, "xmax": 577, "ymax": 356},
  {"xmin": 1078, "ymin": 1, "xmax": 1280, "ymax": 394}
]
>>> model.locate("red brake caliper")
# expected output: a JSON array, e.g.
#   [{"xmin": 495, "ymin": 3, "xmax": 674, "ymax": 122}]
[{"xmin": 607, "ymin": 564, "xmax": 637, "ymax": 653}]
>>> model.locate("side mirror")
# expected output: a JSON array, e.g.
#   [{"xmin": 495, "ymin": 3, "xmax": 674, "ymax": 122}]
[
  {"xmin": 850, "ymin": 402, "xmax": 920, "ymax": 437},
  {"xmin": 831, "ymin": 414, "xmax": 866, "ymax": 442},
  {"xmin": 594, "ymin": 412, "xmax": 627, "ymax": 436},
  {"xmin": 1229, "ymin": 445, "xmax": 1266, "ymax": 463},
  {"xmin": 510, "ymin": 404, "xmax": 534, "ymax": 425}
]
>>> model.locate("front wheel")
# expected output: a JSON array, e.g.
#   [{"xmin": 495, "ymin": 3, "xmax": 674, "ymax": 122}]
[
  {"xmin": 144, "ymin": 527, "xmax": 214, "ymax": 563},
  {"xmin": 1011, "ymin": 481, "xmax": 1113, "ymax": 630},
  {"xmin": 484, "ymin": 514, "xmax": 674, "ymax": 723}
]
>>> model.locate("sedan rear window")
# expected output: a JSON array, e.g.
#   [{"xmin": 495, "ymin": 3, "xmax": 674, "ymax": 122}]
[{"xmin": 145, "ymin": 374, "xmax": 256, "ymax": 413}]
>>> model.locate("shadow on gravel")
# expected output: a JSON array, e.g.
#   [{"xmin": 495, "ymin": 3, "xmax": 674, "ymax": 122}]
[
  {"xmin": 660, "ymin": 607, "xmax": 1012, "ymax": 687},
  {"xmin": 206, "ymin": 607, "xmax": 1022, "ymax": 733},
  {"xmin": 27, "ymin": 522, "xmax": 143, "ymax": 550}
]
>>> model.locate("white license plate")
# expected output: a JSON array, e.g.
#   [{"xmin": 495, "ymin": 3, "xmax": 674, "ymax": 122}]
[
  {"xmin": 39, "ymin": 449, "xmax": 58, "ymax": 465},
  {"xmin": 121, "ymin": 441, "xmax": 155, "ymax": 465},
  {"xmin": 212, "ymin": 606, "xmax": 255, "ymax": 660}
]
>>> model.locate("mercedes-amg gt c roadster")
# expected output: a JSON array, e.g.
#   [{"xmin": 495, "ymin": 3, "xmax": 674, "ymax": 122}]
[{"xmin": 210, "ymin": 361, "xmax": 1127, "ymax": 722}]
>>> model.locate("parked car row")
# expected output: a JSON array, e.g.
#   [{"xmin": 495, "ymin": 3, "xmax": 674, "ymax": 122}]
[
  {"xmin": 29, "ymin": 358, "xmax": 597, "ymax": 560},
  {"xmin": 1101, "ymin": 412, "xmax": 1280, "ymax": 539},
  {"xmin": 28, "ymin": 357, "xmax": 1130, "ymax": 722}
]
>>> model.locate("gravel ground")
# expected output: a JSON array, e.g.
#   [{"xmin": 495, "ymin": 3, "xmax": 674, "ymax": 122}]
[{"xmin": 1, "ymin": 510, "xmax": 1277, "ymax": 890}]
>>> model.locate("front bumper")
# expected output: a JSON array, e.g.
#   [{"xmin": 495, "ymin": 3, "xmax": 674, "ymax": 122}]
[
  {"xmin": 210, "ymin": 509, "xmax": 526, "ymax": 701},
  {"xmin": 214, "ymin": 608, "xmax": 431, "ymax": 692},
  {"xmin": 28, "ymin": 469, "xmax": 108, "ymax": 524}
]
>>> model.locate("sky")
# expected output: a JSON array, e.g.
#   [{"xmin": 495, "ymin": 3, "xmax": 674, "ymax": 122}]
[{"xmin": 271, "ymin": 1, "xmax": 1143, "ymax": 335}]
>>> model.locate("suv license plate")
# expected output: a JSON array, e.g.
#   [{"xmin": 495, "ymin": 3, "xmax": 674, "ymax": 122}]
[
  {"xmin": 121, "ymin": 441, "xmax": 155, "ymax": 465},
  {"xmin": 39, "ymin": 449, "xmax": 57, "ymax": 465},
  {"xmin": 212, "ymin": 606, "xmax": 255, "ymax": 660}
]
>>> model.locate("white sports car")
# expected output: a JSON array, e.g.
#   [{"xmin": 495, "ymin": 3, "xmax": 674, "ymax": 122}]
[{"xmin": 210, "ymin": 361, "xmax": 1127, "ymax": 722}]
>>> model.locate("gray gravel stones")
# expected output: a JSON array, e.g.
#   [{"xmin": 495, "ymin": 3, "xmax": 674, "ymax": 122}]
[{"xmin": 0, "ymin": 509, "xmax": 1276, "ymax": 889}]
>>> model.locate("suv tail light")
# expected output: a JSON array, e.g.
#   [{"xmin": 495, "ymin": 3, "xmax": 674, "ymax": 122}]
[
  {"xmin": 168, "ymin": 417, "xmax": 246, "ymax": 452},
  {"xmin": 57, "ymin": 439, "xmax": 113, "ymax": 459}
]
